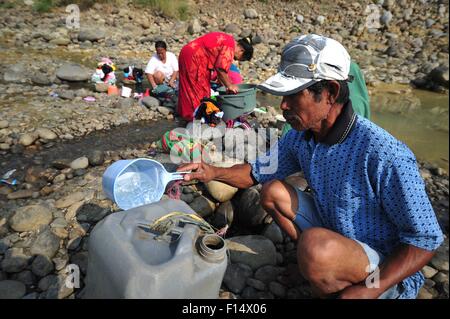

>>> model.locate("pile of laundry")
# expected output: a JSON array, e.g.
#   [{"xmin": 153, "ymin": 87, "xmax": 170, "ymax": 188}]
[
  {"xmin": 122, "ymin": 65, "xmax": 144, "ymax": 84},
  {"xmin": 193, "ymin": 96, "xmax": 253, "ymax": 130},
  {"xmin": 123, "ymin": 65, "xmax": 145, "ymax": 94}
]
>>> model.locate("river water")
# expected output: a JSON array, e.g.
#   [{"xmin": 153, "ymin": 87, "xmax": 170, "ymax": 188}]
[
  {"xmin": 257, "ymin": 86, "xmax": 449, "ymax": 171},
  {"xmin": 1, "ymin": 44, "xmax": 448, "ymax": 171},
  {"xmin": 1, "ymin": 84, "xmax": 447, "ymax": 175}
]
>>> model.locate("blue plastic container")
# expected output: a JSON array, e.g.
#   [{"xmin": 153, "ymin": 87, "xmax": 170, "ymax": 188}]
[{"xmin": 102, "ymin": 158, "xmax": 186, "ymax": 210}]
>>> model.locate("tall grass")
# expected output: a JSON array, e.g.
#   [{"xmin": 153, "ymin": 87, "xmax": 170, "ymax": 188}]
[
  {"xmin": 0, "ymin": 1, "xmax": 16, "ymax": 9},
  {"xmin": 33, "ymin": 0, "xmax": 54, "ymax": 12},
  {"xmin": 21, "ymin": 0, "xmax": 191, "ymax": 19},
  {"xmin": 134, "ymin": 0, "xmax": 192, "ymax": 20},
  {"xmin": 58, "ymin": 0, "xmax": 115, "ymax": 10}
]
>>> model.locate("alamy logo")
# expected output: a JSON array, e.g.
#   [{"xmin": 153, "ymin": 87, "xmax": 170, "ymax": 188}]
[
  {"xmin": 65, "ymin": 264, "xmax": 80, "ymax": 289},
  {"xmin": 365, "ymin": 264, "xmax": 380, "ymax": 289},
  {"xmin": 66, "ymin": 4, "xmax": 80, "ymax": 30},
  {"xmin": 168, "ymin": 121, "xmax": 279, "ymax": 174},
  {"xmin": 24, "ymin": 1, "xmax": 80, "ymax": 29}
]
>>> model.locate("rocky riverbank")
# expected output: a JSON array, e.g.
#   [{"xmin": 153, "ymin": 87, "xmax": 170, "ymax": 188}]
[
  {"xmin": 0, "ymin": 0, "xmax": 449, "ymax": 152},
  {"xmin": 0, "ymin": 0, "xmax": 448, "ymax": 299},
  {"xmin": 1, "ymin": 0, "xmax": 449, "ymax": 87},
  {"xmin": 0, "ymin": 134, "xmax": 448, "ymax": 299}
]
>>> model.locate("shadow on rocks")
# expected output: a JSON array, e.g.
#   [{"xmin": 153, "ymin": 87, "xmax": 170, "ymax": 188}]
[{"xmin": 230, "ymin": 185, "xmax": 269, "ymax": 235}]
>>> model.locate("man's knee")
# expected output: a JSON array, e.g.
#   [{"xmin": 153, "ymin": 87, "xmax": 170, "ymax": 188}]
[
  {"xmin": 297, "ymin": 228, "xmax": 340, "ymax": 279},
  {"xmin": 260, "ymin": 180, "xmax": 286, "ymax": 212}
]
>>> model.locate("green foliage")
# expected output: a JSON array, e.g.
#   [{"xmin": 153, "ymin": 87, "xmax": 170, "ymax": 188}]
[
  {"xmin": 33, "ymin": 0, "xmax": 54, "ymax": 12},
  {"xmin": 134, "ymin": 0, "xmax": 191, "ymax": 20},
  {"xmin": 0, "ymin": 1, "xmax": 16, "ymax": 9},
  {"xmin": 177, "ymin": 2, "xmax": 190, "ymax": 21},
  {"xmin": 14, "ymin": 0, "xmax": 191, "ymax": 18},
  {"xmin": 57, "ymin": 0, "xmax": 114, "ymax": 10},
  {"xmin": 30, "ymin": 0, "xmax": 117, "ymax": 12}
]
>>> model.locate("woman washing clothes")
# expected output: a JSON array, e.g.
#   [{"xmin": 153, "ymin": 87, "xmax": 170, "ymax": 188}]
[
  {"xmin": 145, "ymin": 40, "xmax": 179, "ymax": 91},
  {"xmin": 211, "ymin": 63, "xmax": 243, "ymax": 90},
  {"xmin": 177, "ymin": 32, "xmax": 254, "ymax": 121}
]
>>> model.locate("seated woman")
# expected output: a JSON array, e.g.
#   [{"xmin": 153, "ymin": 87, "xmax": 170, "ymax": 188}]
[
  {"xmin": 177, "ymin": 32, "xmax": 253, "ymax": 121},
  {"xmin": 145, "ymin": 40, "xmax": 179, "ymax": 91}
]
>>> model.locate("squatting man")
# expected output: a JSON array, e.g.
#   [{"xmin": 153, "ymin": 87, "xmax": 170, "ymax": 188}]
[{"xmin": 178, "ymin": 34, "xmax": 444, "ymax": 299}]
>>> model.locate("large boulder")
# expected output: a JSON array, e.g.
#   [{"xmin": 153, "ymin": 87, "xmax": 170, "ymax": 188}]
[
  {"xmin": 31, "ymin": 74, "xmax": 52, "ymax": 85},
  {"xmin": 19, "ymin": 132, "xmax": 39, "ymax": 146},
  {"xmin": 9, "ymin": 204, "xmax": 53, "ymax": 232},
  {"xmin": 226, "ymin": 235, "xmax": 277, "ymax": 270},
  {"xmin": 0, "ymin": 120, "xmax": 9, "ymax": 129},
  {"xmin": 254, "ymin": 265, "xmax": 285, "ymax": 284},
  {"xmin": 411, "ymin": 65, "xmax": 449, "ymax": 92},
  {"xmin": 1, "ymin": 248, "xmax": 30, "ymax": 273},
  {"xmin": 3, "ymin": 63, "xmax": 27, "ymax": 83},
  {"xmin": 50, "ymin": 37, "xmax": 71, "ymax": 46},
  {"xmin": 78, "ymin": 28, "xmax": 106, "ymax": 42},
  {"xmin": 223, "ymin": 263, "xmax": 253, "ymax": 294},
  {"xmin": 70, "ymin": 156, "xmax": 89, "ymax": 170},
  {"xmin": 55, "ymin": 191, "xmax": 87, "ymax": 208},
  {"xmin": 244, "ymin": 9, "xmax": 258, "ymax": 19},
  {"xmin": 36, "ymin": 128, "xmax": 57, "ymax": 140},
  {"xmin": 188, "ymin": 195, "xmax": 216, "ymax": 218},
  {"xmin": 429, "ymin": 66, "xmax": 449, "ymax": 88},
  {"xmin": 262, "ymin": 222, "xmax": 284, "ymax": 244},
  {"xmin": 187, "ymin": 19, "xmax": 202, "ymax": 34},
  {"xmin": 206, "ymin": 181, "xmax": 238, "ymax": 203},
  {"xmin": 76, "ymin": 203, "xmax": 110, "ymax": 223},
  {"xmin": 88, "ymin": 150, "xmax": 105, "ymax": 166},
  {"xmin": 157, "ymin": 106, "xmax": 173, "ymax": 116},
  {"xmin": 234, "ymin": 186, "xmax": 268, "ymax": 228},
  {"xmin": 224, "ymin": 23, "xmax": 242, "ymax": 36},
  {"xmin": 56, "ymin": 63, "xmax": 90, "ymax": 82},
  {"xmin": 0, "ymin": 280, "xmax": 26, "ymax": 299},
  {"xmin": 142, "ymin": 96, "xmax": 160, "ymax": 108},
  {"xmin": 57, "ymin": 90, "xmax": 76, "ymax": 100},
  {"xmin": 31, "ymin": 255, "xmax": 54, "ymax": 277},
  {"xmin": 30, "ymin": 227, "xmax": 60, "ymax": 259}
]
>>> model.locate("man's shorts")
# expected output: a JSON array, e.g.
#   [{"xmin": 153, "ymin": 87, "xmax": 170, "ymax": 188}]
[{"xmin": 293, "ymin": 188, "xmax": 402, "ymax": 299}]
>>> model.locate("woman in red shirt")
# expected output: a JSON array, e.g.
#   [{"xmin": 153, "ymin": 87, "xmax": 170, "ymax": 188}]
[{"xmin": 177, "ymin": 32, "xmax": 253, "ymax": 121}]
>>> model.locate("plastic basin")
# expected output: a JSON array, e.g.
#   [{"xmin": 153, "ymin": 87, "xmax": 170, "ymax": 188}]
[{"xmin": 216, "ymin": 84, "xmax": 257, "ymax": 121}]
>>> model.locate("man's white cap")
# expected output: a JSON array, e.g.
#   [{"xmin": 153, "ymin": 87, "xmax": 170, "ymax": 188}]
[{"xmin": 258, "ymin": 34, "xmax": 351, "ymax": 96}]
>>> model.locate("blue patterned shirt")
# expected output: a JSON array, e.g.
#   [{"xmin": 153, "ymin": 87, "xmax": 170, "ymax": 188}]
[{"xmin": 250, "ymin": 102, "xmax": 444, "ymax": 299}]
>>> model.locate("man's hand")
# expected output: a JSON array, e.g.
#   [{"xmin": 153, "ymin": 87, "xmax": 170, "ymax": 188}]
[
  {"xmin": 178, "ymin": 162, "xmax": 254, "ymax": 189},
  {"xmin": 338, "ymin": 283, "xmax": 384, "ymax": 299},
  {"xmin": 177, "ymin": 162, "xmax": 217, "ymax": 183},
  {"xmin": 168, "ymin": 80, "xmax": 176, "ymax": 88}
]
